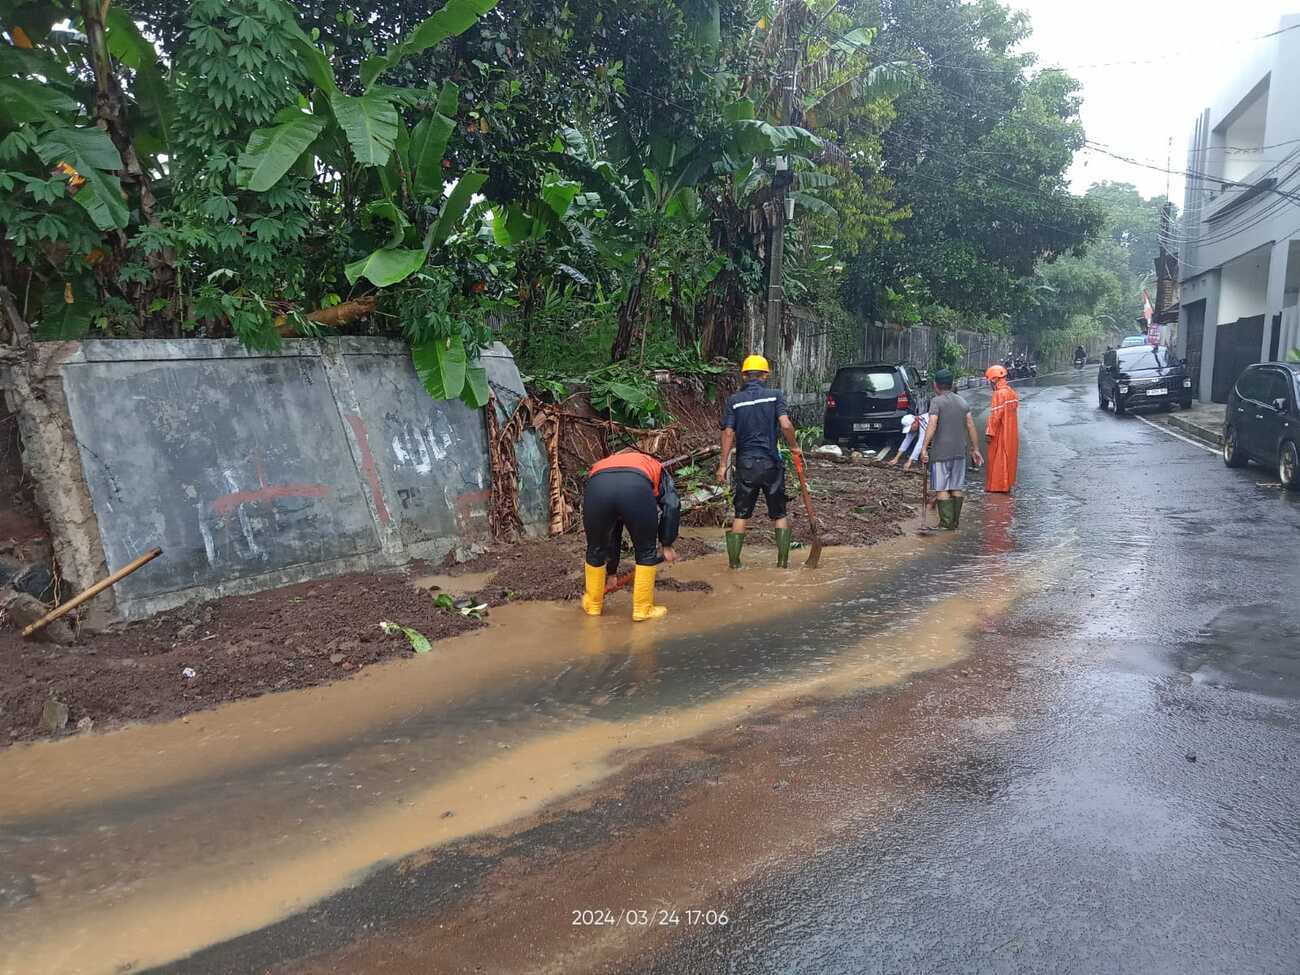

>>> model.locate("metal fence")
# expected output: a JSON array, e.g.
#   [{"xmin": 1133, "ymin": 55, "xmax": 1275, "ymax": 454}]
[{"xmin": 863, "ymin": 323, "xmax": 1014, "ymax": 377}]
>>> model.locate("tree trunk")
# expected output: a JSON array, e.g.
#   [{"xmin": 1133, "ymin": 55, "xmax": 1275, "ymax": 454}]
[
  {"xmin": 0, "ymin": 284, "xmax": 31, "ymax": 347},
  {"xmin": 610, "ymin": 226, "xmax": 658, "ymax": 361},
  {"xmin": 671, "ymin": 272, "xmax": 691, "ymax": 349},
  {"xmin": 81, "ymin": 0, "xmax": 174, "ymax": 335}
]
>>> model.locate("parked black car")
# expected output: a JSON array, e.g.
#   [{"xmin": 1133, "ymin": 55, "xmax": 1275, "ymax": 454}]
[
  {"xmin": 823, "ymin": 363, "xmax": 929, "ymax": 448},
  {"xmin": 1097, "ymin": 345, "xmax": 1193, "ymax": 414},
  {"xmin": 1222, "ymin": 362, "xmax": 1300, "ymax": 491}
]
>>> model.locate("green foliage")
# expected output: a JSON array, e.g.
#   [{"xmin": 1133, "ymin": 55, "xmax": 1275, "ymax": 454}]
[
  {"xmin": 1014, "ymin": 182, "xmax": 1173, "ymax": 345},
  {"xmin": 851, "ymin": 0, "xmax": 1103, "ymax": 324},
  {"xmin": 935, "ymin": 330, "xmax": 965, "ymax": 376},
  {"xmin": 586, "ymin": 363, "xmax": 669, "ymax": 428},
  {"xmin": 236, "ymin": 111, "xmax": 327, "ymax": 192},
  {"xmin": 0, "ymin": 0, "xmax": 1103, "ymax": 423},
  {"xmin": 379, "ymin": 620, "xmax": 433, "ymax": 652}
]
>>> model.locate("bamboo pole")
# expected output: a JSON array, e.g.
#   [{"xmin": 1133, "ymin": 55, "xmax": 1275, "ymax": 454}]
[{"xmin": 21, "ymin": 548, "xmax": 162, "ymax": 639}]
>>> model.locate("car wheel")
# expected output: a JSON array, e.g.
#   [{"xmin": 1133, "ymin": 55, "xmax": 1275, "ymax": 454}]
[
  {"xmin": 1223, "ymin": 426, "xmax": 1247, "ymax": 468},
  {"xmin": 1281, "ymin": 441, "xmax": 1300, "ymax": 491},
  {"xmin": 1113, "ymin": 393, "xmax": 1125, "ymax": 416},
  {"xmin": 1098, "ymin": 387, "xmax": 1107, "ymax": 410},
  {"xmin": 1180, "ymin": 400, "xmax": 1193, "ymax": 410}
]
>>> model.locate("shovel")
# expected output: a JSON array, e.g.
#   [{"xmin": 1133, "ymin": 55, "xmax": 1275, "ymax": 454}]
[
  {"xmin": 605, "ymin": 569, "xmax": 635, "ymax": 595},
  {"xmin": 603, "ymin": 553, "xmax": 664, "ymax": 595},
  {"xmin": 793, "ymin": 457, "xmax": 824, "ymax": 569}
]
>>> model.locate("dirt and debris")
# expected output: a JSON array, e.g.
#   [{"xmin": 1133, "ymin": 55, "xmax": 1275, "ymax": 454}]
[
  {"xmin": 0, "ymin": 566, "xmax": 483, "ymax": 745},
  {"xmin": 0, "ymin": 455, "xmax": 920, "ymax": 746},
  {"xmin": 681, "ymin": 457, "xmax": 921, "ymax": 549}
]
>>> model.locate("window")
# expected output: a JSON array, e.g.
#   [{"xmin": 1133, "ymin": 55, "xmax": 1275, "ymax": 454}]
[
  {"xmin": 1236, "ymin": 367, "xmax": 1265, "ymax": 401},
  {"xmin": 831, "ymin": 368, "xmax": 899, "ymax": 395},
  {"xmin": 1117, "ymin": 347, "xmax": 1170, "ymax": 371},
  {"xmin": 1261, "ymin": 370, "xmax": 1291, "ymax": 407}
]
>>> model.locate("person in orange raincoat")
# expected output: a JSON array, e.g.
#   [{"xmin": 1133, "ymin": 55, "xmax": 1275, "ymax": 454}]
[{"xmin": 984, "ymin": 364, "xmax": 1019, "ymax": 493}]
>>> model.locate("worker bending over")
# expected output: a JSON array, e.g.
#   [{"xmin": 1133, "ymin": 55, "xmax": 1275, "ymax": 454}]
[
  {"xmin": 581, "ymin": 448, "xmax": 680, "ymax": 621},
  {"xmin": 715, "ymin": 355, "xmax": 803, "ymax": 568}
]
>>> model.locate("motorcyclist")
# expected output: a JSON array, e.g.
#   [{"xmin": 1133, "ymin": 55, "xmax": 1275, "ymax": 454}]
[{"xmin": 1074, "ymin": 345, "xmax": 1087, "ymax": 367}]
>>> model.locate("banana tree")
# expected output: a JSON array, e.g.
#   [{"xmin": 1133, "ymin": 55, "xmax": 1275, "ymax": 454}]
[
  {"xmin": 606, "ymin": 100, "xmax": 820, "ymax": 361},
  {"xmin": 231, "ymin": 0, "xmax": 498, "ymax": 407}
]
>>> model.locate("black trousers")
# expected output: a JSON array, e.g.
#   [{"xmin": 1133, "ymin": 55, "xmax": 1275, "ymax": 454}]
[{"xmin": 583, "ymin": 470, "xmax": 660, "ymax": 573}]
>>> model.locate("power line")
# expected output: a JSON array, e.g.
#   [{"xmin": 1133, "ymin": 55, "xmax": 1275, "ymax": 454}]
[
  {"xmin": 881, "ymin": 19, "xmax": 1300, "ymax": 75},
  {"xmin": 1186, "ymin": 136, "xmax": 1300, "ymax": 157},
  {"xmin": 1083, "ymin": 142, "xmax": 1300, "ymax": 205}
]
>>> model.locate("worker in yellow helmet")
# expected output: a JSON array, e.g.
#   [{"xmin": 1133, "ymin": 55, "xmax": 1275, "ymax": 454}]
[{"xmin": 715, "ymin": 355, "xmax": 803, "ymax": 568}]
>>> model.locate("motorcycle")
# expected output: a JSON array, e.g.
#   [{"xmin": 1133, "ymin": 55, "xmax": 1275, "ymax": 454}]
[{"xmin": 1074, "ymin": 353, "xmax": 1087, "ymax": 369}]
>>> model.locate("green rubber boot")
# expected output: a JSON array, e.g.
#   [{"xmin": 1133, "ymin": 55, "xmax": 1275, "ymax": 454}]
[
  {"xmin": 725, "ymin": 531, "xmax": 745, "ymax": 569},
  {"xmin": 774, "ymin": 528, "xmax": 793, "ymax": 568},
  {"xmin": 937, "ymin": 499, "xmax": 955, "ymax": 530},
  {"xmin": 951, "ymin": 496, "xmax": 965, "ymax": 529}
]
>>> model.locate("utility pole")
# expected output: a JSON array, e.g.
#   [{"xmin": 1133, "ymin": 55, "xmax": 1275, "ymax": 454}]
[{"xmin": 764, "ymin": 34, "xmax": 797, "ymax": 369}]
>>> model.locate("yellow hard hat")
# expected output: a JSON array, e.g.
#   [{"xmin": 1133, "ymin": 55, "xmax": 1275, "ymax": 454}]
[{"xmin": 741, "ymin": 355, "xmax": 770, "ymax": 374}]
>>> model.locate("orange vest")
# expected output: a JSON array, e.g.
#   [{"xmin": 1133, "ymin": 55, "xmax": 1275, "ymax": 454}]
[{"xmin": 589, "ymin": 450, "xmax": 664, "ymax": 497}]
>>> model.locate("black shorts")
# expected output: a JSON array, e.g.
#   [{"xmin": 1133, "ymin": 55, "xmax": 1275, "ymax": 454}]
[
  {"xmin": 582, "ymin": 469, "xmax": 660, "ymax": 573},
  {"xmin": 733, "ymin": 453, "xmax": 787, "ymax": 520}
]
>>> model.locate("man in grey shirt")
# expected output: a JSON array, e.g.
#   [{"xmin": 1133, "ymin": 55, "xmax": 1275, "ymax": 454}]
[{"xmin": 920, "ymin": 369, "xmax": 984, "ymax": 530}]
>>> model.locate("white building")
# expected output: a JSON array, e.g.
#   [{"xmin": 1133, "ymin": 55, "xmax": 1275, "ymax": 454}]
[{"xmin": 1177, "ymin": 13, "xmax": 1300, "ymax": 402}]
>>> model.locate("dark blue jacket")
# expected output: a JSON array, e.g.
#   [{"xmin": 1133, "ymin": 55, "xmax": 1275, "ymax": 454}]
[{"xmin": 721, "ymin": 380, "xmax": 788, "ymax": 464}]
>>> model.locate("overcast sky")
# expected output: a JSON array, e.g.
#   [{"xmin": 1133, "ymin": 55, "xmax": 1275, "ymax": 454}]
[{"xmin": 1007, "ymin": 0, "xmax": 1293, "ymax": 203}]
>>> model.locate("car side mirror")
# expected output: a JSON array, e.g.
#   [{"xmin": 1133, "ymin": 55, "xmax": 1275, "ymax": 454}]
[{"xmin": 1272, "ymin": 397, "xmax": 1288, "ymax": 413}]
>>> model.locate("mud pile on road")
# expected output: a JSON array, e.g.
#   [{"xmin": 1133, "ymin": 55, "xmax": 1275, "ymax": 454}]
[
  {"xmin": 796, "ymin": 457, "xmax": 922, "ymax": 547},
  {"xmin": 0, "ymin": 566, "xmax": 483, "ymax": 745},
  {"xmin": 443, "ymin": 534, "xmax": 716, "ymax": 604},
  {"xmin": 682, "ymin": 456, "xmax": 921, "ymax": 548}
]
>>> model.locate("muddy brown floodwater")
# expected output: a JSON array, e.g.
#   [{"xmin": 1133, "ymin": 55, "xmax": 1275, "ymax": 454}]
[
  {"xmin": 0, "ymin": 458, "xmax": 911, "ymax": 745},
  {"xmin": 0, "ymin": 527, "xmax": 1057, "ymax": 975}
]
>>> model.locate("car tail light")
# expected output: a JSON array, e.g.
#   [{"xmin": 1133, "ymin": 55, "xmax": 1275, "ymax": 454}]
[
  {"xmin": 896, "ymin": 393, "xmax": 910, "ymax": 410},
  {"xmin": 826, "ymin": 394, "xmax": 837, "ymax": 410}
]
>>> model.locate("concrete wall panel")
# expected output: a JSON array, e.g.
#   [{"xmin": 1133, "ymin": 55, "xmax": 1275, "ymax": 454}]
[
  {"xmin": 63, "ymin": 353, "xmax": 381, "ymax": 614},
  {"xmin": 52, "ymin": 338, "xmax": 544, "ymax": 619},
  {"xmin": 338, "ymin": 351, "xmax": 490, "ymax": 553}
]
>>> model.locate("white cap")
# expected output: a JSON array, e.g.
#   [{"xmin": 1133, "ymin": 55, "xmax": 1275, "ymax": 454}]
[{"xmin": 900, "ymin": 414, "xmax": 916, "ymax": 433}]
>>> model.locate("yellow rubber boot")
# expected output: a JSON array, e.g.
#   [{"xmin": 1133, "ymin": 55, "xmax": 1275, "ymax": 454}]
[
  {"xmin": 631, "ymin": 564, "xmax": 668, "ymax": 622},
  {"xmin": 581, "ymin": 564, "xmax": 606, "ymax": 616}
]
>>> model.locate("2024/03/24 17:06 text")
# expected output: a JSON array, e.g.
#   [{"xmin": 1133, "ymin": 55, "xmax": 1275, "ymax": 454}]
[{"xmin": 572, "ymin": 908, "xmax": 730, "ymax": 927}]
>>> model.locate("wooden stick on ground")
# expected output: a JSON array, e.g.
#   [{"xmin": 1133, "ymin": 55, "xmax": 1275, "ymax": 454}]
[{"xmin": 21, "ymin": 548, "xmax": 162, "ymax": 639}]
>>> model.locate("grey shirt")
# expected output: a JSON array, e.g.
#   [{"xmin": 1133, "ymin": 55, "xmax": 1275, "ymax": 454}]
[{"xmin": 928, "ymin": 391, "xmax": 972, "ymax": 462}]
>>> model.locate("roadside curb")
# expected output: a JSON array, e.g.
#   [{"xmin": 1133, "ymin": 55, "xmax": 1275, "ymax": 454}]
[{"xmin": 1167, "ymin": 414, "xmax": 1223, "ymax": 448}]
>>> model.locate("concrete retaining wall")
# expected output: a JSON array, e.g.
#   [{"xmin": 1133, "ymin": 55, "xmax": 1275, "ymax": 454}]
[{"xmin": 5, "ymin": 338, "xmax": 545, "ymax": 620}]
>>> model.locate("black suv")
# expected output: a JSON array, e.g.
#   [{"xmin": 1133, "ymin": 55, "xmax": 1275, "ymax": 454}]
[
  {"xmin": 1223, "ymin": 362, "xmax": 1300, "ymax": 491},
  {"xmin": 823, "ymin": 363, "xmax": 929, "ymax": 448},
  {"xmin": 1098, "ymin": 345, "xmax": 1192, "ymax": 414}
]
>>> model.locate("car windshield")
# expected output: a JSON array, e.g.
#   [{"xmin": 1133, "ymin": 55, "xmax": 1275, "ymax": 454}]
[
  {"xmin": 1120, "ymin": 336, "xmax": 1146, "ymax": 347},
  {"xmin": 832, "ymin": 368, "xmax": 898, "ymax": 395},
  {"xmin": 1117, "ymin": 347, "xmax": 1172, "ymax": 371}
]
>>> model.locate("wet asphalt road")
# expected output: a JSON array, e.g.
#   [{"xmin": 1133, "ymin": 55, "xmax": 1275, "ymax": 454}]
[
  {"xmin": 635, "ymin": 375, "xmax": 1300, "ymax": 974},
  {"xmin": 10, "ymin": 374, "xmax": 1299, "ymax": 974}
]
